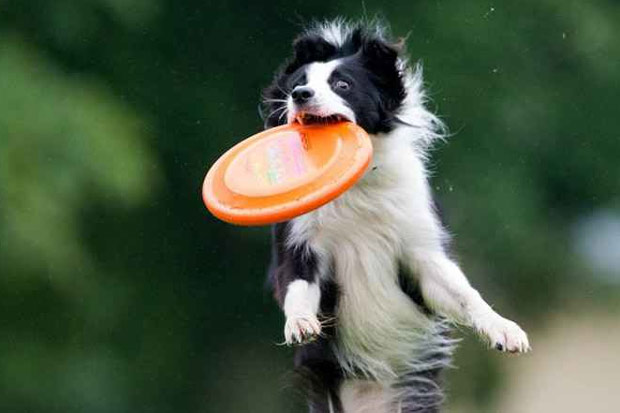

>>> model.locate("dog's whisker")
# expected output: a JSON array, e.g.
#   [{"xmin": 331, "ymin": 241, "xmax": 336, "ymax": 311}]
[
  {"xmin": 276, "ymin": 84, "xmax": 290, "ymax": 97},
  {"xmin": 263, "ymin": 98, "xmax": 289, "ymax": 104},
  {"xmin": 277, "ymin": 107, "xmax": 289, "ymax": 122},
  {"xmin": 265, "ymin": 105, "xmax": 288, "ymax": 121},
  {"xmin": 265, "ymin": 105, "xmax": 287, "ymax": 116}
]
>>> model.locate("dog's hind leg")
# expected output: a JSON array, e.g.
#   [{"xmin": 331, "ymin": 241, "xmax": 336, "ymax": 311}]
[
  {"xmin": 393, "ymin": 367, "xmax": 446, "ymax": 413},
  {"xmin": 295, "ymin": 338, "xmax": 344, "ymax": 413}
]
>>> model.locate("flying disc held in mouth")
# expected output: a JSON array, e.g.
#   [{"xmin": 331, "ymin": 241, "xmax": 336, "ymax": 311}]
[{"xmin": 202, "ymin": 122, "xmax": 372, "ymax": 226}]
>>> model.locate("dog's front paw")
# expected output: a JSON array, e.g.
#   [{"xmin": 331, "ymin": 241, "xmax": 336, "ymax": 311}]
[
  {"xmin": 284, "ymin": 314, "xmax": 321, "ymax": 345},
  {"xmin": 476, "ymin": 314, "xmax": 531, "ymax": 354}
]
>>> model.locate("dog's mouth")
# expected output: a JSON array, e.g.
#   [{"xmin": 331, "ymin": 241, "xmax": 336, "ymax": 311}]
[{"xmin": 294, "ymin": 112, "xmax": 351, "ymax": 125}]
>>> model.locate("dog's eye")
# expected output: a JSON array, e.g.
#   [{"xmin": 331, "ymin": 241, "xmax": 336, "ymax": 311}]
[{"xmin": 334, "ymin": 80, "xmax": 350, "ymax": 90}]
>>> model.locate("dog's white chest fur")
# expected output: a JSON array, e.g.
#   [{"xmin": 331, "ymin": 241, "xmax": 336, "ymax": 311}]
[{"xmin": 288, "ymin": 134, "xmax": 446, "ymax": 380}]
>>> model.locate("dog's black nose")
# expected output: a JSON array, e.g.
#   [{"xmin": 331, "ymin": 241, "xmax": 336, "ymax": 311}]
[{"xmin": 291, "ymin": 86, "xmax": 314, "ymax": 104}]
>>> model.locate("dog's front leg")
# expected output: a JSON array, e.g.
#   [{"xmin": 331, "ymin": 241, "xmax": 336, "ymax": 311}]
[
  {"xmin": 407, "ymin": 249, "xmax": 530, "ymax": 353},
  {"xmin": 269, "ymin": 222, "xmax": 322, "ymax": 346},
  {"xmin": 282, "ymin": 279, "xmax": 322, "ymax": 345}
]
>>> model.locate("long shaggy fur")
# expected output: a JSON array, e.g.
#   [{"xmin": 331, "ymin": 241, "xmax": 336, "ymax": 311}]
[{"xmin": 264, "ymin": 18, "xmax": 529, "ymax": 413}]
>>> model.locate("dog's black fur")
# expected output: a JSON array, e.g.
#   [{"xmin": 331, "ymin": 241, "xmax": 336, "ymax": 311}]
[{"xmin": 263, "ymin": 22, "xmax": 452, "ymax": 413}]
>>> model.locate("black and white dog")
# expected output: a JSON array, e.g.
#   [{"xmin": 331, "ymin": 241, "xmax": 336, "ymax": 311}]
[{"xmin": 262, "ymin": 20, "xmax": 530, "ymax": 413}]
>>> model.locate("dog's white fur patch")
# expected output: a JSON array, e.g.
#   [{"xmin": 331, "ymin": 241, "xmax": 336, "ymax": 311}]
[
  {"xmin": 284, "ymin": 279, "xmax": 321, "ymax": 317},
  {"xmin": 340, "ymin": 380, "xmax": 392, "ymax": 413},
  {"xmin": 313, "ymin": 18, "xmax": 387, "ymax": 48},
  {"xmin": 283, "ymin": 280, "xmax": 322, "ymax": 345}
]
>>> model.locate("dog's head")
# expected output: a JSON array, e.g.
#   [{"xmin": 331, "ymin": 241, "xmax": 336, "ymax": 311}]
[{"xmin": 262, "ymin": 23, "xmax": 407, "ymax": 134}]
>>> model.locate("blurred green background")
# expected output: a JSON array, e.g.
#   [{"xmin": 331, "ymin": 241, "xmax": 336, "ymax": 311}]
[{"xmin": 1, "ymin": 1, "xmax": 619, "ymax": 412}]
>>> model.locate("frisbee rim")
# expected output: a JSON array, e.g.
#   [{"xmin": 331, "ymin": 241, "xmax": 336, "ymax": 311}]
[{"xmin": 202, "ymin": 122, "xmax": 372, "ymax": 226}]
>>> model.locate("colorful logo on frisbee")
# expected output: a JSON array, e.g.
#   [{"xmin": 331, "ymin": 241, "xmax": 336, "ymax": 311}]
[{"xmin": 224, "ymin": 132, "xmax": 320, "ymax": 197}]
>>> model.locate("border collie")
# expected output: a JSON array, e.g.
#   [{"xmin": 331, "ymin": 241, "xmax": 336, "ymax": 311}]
[{"xmin": 262, "ymin": 19, "xmax": 530, "ymax": 413}]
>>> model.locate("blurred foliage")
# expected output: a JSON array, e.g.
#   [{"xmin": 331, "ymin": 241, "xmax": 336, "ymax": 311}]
[
  {"xmin": 0, "ymin": 38, "xmax": 156, "ymax": 281},
  {"xmin": 0, "ymin": 0, "xmax": 618, "ymax": 412}
]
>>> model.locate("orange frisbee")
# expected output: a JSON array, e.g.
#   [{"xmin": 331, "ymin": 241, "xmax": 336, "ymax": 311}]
[{"xmin": 202, "ymin": 122, "xmax": 372, "ymax": 226}]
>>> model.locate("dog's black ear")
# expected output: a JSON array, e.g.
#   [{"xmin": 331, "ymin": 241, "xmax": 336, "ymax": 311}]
[
  {"xmin": 293, "ymin": 35, "xmax": 336, "ymax": 62},
  {"xmin": 285, "ymin": 35, "xmax": 336, "ymax": 73},
  {"xmin": 359, "ymin": 36, "xmax": 406, "ymax": 114},
  {"xmin": 360, "ymin": 37, "xmax": 400, "ymax": 71}
]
